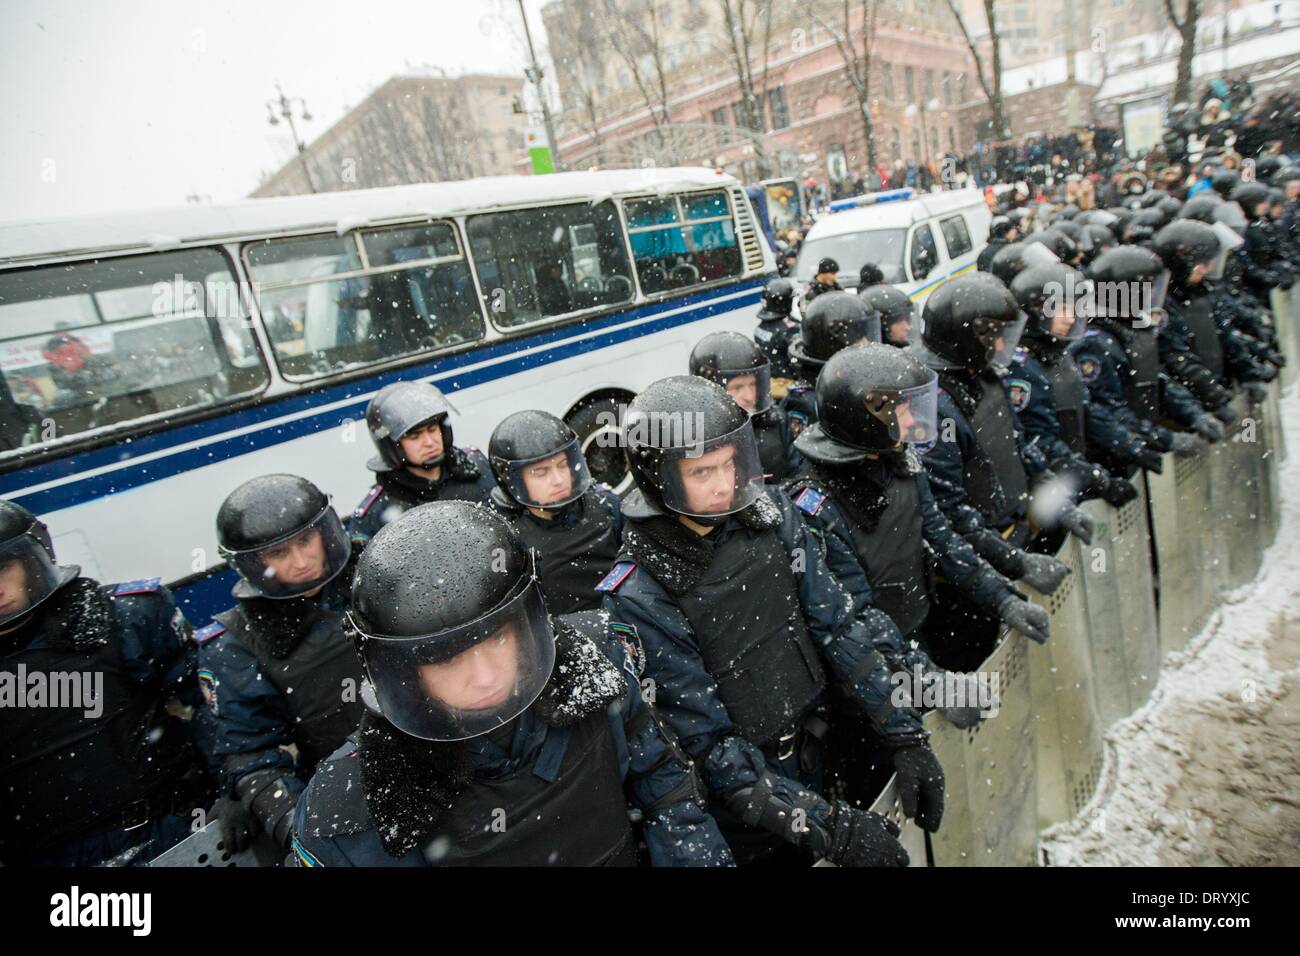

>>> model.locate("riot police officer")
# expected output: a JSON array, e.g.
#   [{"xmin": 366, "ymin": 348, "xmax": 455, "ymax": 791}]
[
  {"xmin": 977, "ymin": 215, "xmax": 1019, "ymax": 272},
  {"xmin": 690, "ymin": 331, "xmax": 802, "ymax": 481},
  {"xmin": 200, "ymin": 475, "xmax": 364, "ymax": 853},
  {"xmin": 753, "ymin": 277, "xmax": 801, "ymax": 392},
  {"xmin": 912, "ymin": 276, "xmax": 1088, "ymax": 613},
  {"xmin": 486, "ymin": 410, "xmax": 623, "ymax": 614},
  {"xmin": 1005, "ymin": 263, "xmax": 1143, "ymax": 507},
  {"xmin": 785, "ymin": 344, "xmax": 1051, "ymax": 675},
  {"xmin": 601, "ymin": 376, "xmax": 934, "ymax": 865},
  {"xmin": 989, "ymin": 240, "xmax": 1061, "ymax": 289},
  {"xmin": 348, "ymin": 380, "xmax": 495, "ymax": 544},
  {"xmin": 292, "ymin": 501, "xmax": 734, "ymax": 867},
  {"xmin": 1072, "ymin": 246, "xmax": 1225, "ymax": 465},
  {"xmin": 1232, "ymin": 182, "xmax": 1295, "ymax": 298},
  {"xmin": 860, "ymin": 282, "xmax": 915, "ymax": 348},
  {"xmin": 784, "ymin": 290, "xmax": 884, "ymax": 436},
  {"xmin": 0, "ymin": 500, "xmax": 209, "ymax": 866}
]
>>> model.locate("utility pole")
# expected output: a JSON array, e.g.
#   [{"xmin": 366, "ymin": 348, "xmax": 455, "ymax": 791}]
[
  {"xmin": 266, "ymin": 83, "xmax": 317, "ymax": 193},
  {"xmin": 517, "ymin": 0, "xmax": 560, "ymax": 172}
]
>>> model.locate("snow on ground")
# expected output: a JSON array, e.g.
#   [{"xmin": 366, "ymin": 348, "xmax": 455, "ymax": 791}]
[{"xmin": 1041, "ymin": 387, "xmax": 1300, "ymax": 866}]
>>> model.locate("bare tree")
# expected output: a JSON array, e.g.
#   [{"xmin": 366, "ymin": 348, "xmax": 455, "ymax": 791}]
[
  {"xmin": 802, "ymin": 0, "xmax": 882, "ymax": 167},
  {"xmin": 945, "ymin": 0, "xmax": 1008, "ymax": 140},
  {"xmin": 551, "ymin": 6, "xmax": 611, "ymax": 166},
  {"xmin": 1163, "ymin": 0, "xmax": 1201, "ymax": 105},
  {"xmin": 716, "ymin": 0, "xmax": 776, "ymax": 177},
  {"xmin": 602, "ymin": 0, "xmax": 675, "ymax": 130}
]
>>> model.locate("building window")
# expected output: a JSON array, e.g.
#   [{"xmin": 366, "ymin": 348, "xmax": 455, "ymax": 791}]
[
  {"xmin": 768, "ymin": 86, "xmax": 790, "ymax": 129},
  {"xmin": 924, "ymin": 69, "xmax": 935, "ymax": 101},
  {"xmin": 891, "ymin": 127, "xmax": 901, "ymax": 162},
  {"xmin": 731, "ymin": 100, "xmax": 746, "ymax": 128},
  {"xmin": 942, "ymin": 71, "xmax": 952, "ymax": 105},
  {"xmin": 948, "ymin": 126, "xmax": 956, "ymax": 150},
  {"xmin": 911, "ymin": 129, "xmax": 921, "ymax": 160},
  {"xmin": 881, "ymin": 62, "xmax": 894, "ymax": 101},
  {"xmin": 905, "ymin": 65, "xmax": 915, "ymax": 103},
  {"xmin": 711, "ymin": 106, "xmax": 728, "ymax": 127}
]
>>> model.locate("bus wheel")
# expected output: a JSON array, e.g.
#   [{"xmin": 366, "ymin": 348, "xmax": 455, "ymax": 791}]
[{"xmin": 568, "ymin": 396, "xmax": 632, "ymax": 495}]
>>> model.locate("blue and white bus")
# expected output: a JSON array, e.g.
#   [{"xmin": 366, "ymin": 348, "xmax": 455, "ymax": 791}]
[{"xmin": 0, "ymin": 168, "xmax": 774, "ymax": 623}]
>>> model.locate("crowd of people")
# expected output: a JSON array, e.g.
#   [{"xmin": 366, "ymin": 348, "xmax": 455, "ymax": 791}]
[{"xmin": 3, "ymin": 89, "xmax": 1299, "ymax": 868}]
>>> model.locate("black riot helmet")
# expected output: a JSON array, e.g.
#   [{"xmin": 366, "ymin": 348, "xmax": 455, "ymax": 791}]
[
  {"xmin": 1086, "ymin": 246, "xmax": 1169, "ymax": 325},
  {"xmin": 795, "ymin": 343, "xmax": 939, "ymax": 463},
  {"xmin": 1230, "ymin": 182, "xmax": 1271, "ymax": 219},
  {"xmin": 1011, "ymin": 262, "xmax": 1090, "ymax": 343},
  {"xmin": 621, "ymin": 375, "xmax": 764, "ymax": 522},
  {"xmin": 1080, "ymin": 224, "xmax": 1115, "ymax": 266},
  {"xmin": 921, "ymin": 273, "xmax": 1024, "ymax": 371},
  {"xmin": 689, "ymin": 331, "xmax": 773, "ymax": 414},
  {"xmin": 789, "ymin": 289, "xmax": 883, "ymax": 372},
  {"xmin": 1267, "ymin": 187, "xmax": 1287, "ymax": 212},
  {"xmin": 1138, "ymin": 190, "xmax": 1170, "ymax": 209},
  {"xmin": 757, "ymin": 277, "xmax": 796, "ymax": 320},
  {"xmin": 859, "ymin": 283, "xmax": 916, "ymax": 348},
  {"xmin": 348, "ymin": 501, "xmax": 556, "ymax": 742},
  {"xmin": 1177, "ymin": 193, "xmax": 1222, "ymax": 223},
  {"xmin": 1153, "ymin": 219, "xmax": 1235, "ymax": 286},
  {"xmin": 1076, "ymin": 209, "xmax": 1120, "ymax": 236},
  {"xmin": 1154, "ymin": 195, "xmax": 1184, "ymax": 221},
  {"xmin": 216, "ymin": 474, "xmax": 352, "ymax": 600},
  {"xmin": 1129, "ymin": 207, "xmax": 1169, "ymax": 232},
  {"xmin": 1024, "ymin": 228, "xmax": 1079, "ymax": 264},
  {"xmin": 989, "ymin": 240, "xmax": 1061, "ymax": 287},
  {"xmin": 1253, "ymin": 154, "xmax": 1284, "ymax": 182},
  {"xmin": 365, "ymin": 380, "xmax": 456, "ymax": 472},
  {"xmin": 1272, "ymin": 165, "xmax": 1300, "ymax": 189},
  {"xmin": 1054, "ymin": 203, "xmax": 1081, "ymax": 221},
  {"xmin": 1053, "ymin": 220, "xmax": 1094, "ymax": 255},
  {"xmin": 0, "ymin": 500, "xmax": 78, "ymax": 627},
  {"xmin": 1211, "ymin": 169, "xmax": 1240, "ymax": 199},
  {"xmin": 989, "ymin": 215, "xmax": 1016, "ymax": 241},
  {"xmin": 1106, "ymin": 206, "xmax": 1135, "ymax": 239},
  {"xmin": 488, "ymin": 410, "xmax": 593, "ymax": 512}
]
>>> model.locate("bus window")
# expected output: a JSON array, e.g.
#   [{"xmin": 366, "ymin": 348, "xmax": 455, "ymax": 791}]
[
  {"xmin": 625, "ymin": 189, "xmax": 743, "ymax": 295},
  {"xmin": 0, "ymin": 249, "xmax": 266, "ymax": 455},
  {"xmin": 939, "ymin": 215, "xmax": 973, "ymax": 259},
  {"xmin": 246, "ymin": 224, "xmax": 484, "ymax": 380},
  {"xmin": 466, "ymin": 200, "xmax": 633, "ymax": 328}
]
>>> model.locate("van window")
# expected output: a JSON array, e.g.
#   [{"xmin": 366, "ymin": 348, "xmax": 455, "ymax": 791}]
[
  {"xmin": 909, "ymin": 224, "xmax": 939, "ymax": 281},
  {"xmin": 939, "ymin": 215, "xmax": 973, "ymax": 258},
  {"xmin": 246, "ymin": 223, "xmax": 484, "ymax": 380},
  {"xmin": 467, "ymin": 200, "xmax": 633, "ymax": 328},
  {"xmin": 624, "ymin": 190, "xmax": 743, "ymax": 294},
  {"xmin": 0, "ymin": 249, "xmax": 267, "ymax": 455}
]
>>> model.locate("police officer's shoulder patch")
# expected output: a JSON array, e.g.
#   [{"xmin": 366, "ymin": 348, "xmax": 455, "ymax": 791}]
[
  {"xmin": 793, "ymin": 485, "xmax": 828, "ymax": 516},
  {"xmin": 354, "ymin": 484, "xmax": 384, "ymax": 518},
  {"xmin": 610, "ymin": 621, "xmax": 645, "ymax": 679},
  {"xmin": 193, "ymin": 621, "xmax": 226, "ymax": 645},
  {"xmin": 291, "ymin": 837, "xmax": 321, "ymax": 868},
  {"xmin": 1011, "ymin": 346, "xmax": 1029, "ymax": 365},
  {"xmin": 112, "ymin": 577, "xmax": 161, "ymax": 596},
  {"xmin": 595, "ymin": 560, "xmax": 636, "ymax": 593},
  {"xmin": 1078, "ymin": 356, "xmax": 1101, "ymax": 383},
  {"xmin": 198, "ymin": 667, "xmax": 219, "ymax": 716},
  {"xmin": 1006, "ymin": 378, "xmax": 1033, "ymax": 411},
  {"xmin": 1084, "ymin": 327, "xmax": 1100, "ymax": 337}
]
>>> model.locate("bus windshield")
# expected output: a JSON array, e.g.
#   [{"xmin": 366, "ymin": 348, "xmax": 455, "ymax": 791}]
[{"xmin": 795, "ymin": 229, "xmax": 907, "ymax": 287}]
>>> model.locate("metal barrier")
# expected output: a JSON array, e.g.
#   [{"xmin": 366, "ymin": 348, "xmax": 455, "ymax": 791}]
[
  {"xmin": 1271, "ymin": 287, "xmax": 1295, "ymax": 389},
  {"xmin": 1150, "ymin": 446, "xmax": 1215, "ymax": 655},
  {"xmin": 1257, "ymin": 381, "xmax": 1283, "ymax": 542},
  {"xmin": 869, "ymin": 774, "xmax": 929, "ymax": 867},
  {"xmin": 1208, "ymin": 395, "xmax": 1265, "ymax": 593},
  {"xmin": 1076, "ymin": 486, "xmax": 1160, "ymax": 727},
  {"xmin": 924, "ymin": 630, "xmax": 1037, "ymax": 866},
  {"xmin": 150, "ymin": 820, "xmax": 284, "ymax": 867},
  {"xmin": 1025, "ymin": 537, "xmax": 1105, "ymax": 829}
]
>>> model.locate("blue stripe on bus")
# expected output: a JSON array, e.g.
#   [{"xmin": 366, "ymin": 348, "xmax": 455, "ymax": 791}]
[{"xmin": 9, "ymin": 282, "xmax": 764, "ymax": 514}]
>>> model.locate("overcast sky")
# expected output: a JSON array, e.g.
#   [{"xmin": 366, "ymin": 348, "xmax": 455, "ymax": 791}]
[{"xmin": 0, "ymin": 0, "xmax": 554, "ymax": 222}]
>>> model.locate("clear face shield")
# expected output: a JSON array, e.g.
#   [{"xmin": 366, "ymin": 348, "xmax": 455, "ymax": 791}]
[
  {"xmin": 1211, "ymin": 202, "xmax": 1247, "ymax": 235},
  {"xmin": 659, "ymin": 420, "xmax": 766, "ymax": 519},
  {"xmin": 353, "ymin": 574, "xmax": 556, "ymax": 742},
  {"xmin": 498, "ymin": 438, "xmax": 594, "ymax": 511},
  {"xmin": 1021, "ymin": 242, "xmax": 1061, "ymax": 269},
  {"xmin": 223, "ymin": 505, "xmax": 352, "ymax": 599},
  {"xmin": 716, "ymin": 364, "xmax": 774, "ymax": 415},
  {"xmin": 1040, "ymin": 278, "xmax": 1091, "ymax": 341},
  {"xmin": 864, "ymin": 371, "xmax": 940, "ymax": 446},
  {"xmin": 0, "ymin": 534, "xmax": 62, "ymax": 626},
  {"xmin": 1207, "ymin": 221, "xmax": 1245, "ymax": 279},
  {"xmin": 987, "ymin": 313, "xmax": 1028, "ymax": 366}
]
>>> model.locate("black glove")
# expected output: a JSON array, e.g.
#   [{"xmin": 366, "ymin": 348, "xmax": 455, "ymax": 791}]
[
  {"xmin": 1193, "ymin": 415, "xmax": 1226, "ymax": 442},
  {"xmin": 1136, "ymin": 447, "xmax": 1164, "ymax": 473},
  {"xmin": 1168, "ymin": 431, "xmax": 1204, "ymax": 457},
  {"xmin": 1267, "ymin": 349, "xmax": 1286, "ymax": 368},
  {"xmin": 1020, "ymin": 552, "xmax": 1071, "ymax": 594},
  {"xmin": 1213, "ymin": 404, "xmax": 1238, "ymax": 426},
  {"xmin": 1059, "ymin": 505, "xmax": 1095, "ymax": 544},
  {"xmin": 1101, "ymin": 476, "xmax": 1139, "ymax": 507},
  {"xmin": 216, "ymin": 795, "xmax": 261, "ymax": 853},
  {"xmin": 826, "ymin": 802, "xmax": 909, "ymax": 867},
  {"xmin": 999, "ymin": 595, "xmax": 1051, "ymax": 644},
  {"xmin": 892, "ymin": 745, "xmax": 945, "ymax": 832}
]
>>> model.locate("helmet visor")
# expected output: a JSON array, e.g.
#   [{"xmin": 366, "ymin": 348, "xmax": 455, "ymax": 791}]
[
  {"xmin": 224, "ymin": 505, "xmax": 352, "ymax": 599},
  {"xmin": 1207, "ymin": 221, "xmax": 1244, "ymax": 279},
  {"xmin": 991, "ymin": 313, "xmax": 1029, "ymax": 366},
  {"xmin": 659, "ymin": 420, "xmax": 766, "ymax": 518},
  {"xmin": 1212, "ymin": 202, "xmax": 1247, "ymax": 234},
  {"xmin": 352, "ymin": 576, "xmax": 556, "ymax": 742},
  {"xmin": 0, "ymin": 534, "xmax": 61, "ymax": 626},
  {"xmin": 497, "ymin": 437, "xmax": 594, "ymax": 510},
  {"xmin": 1020, "ymin": 242, "xmax": 1061, "ymax": 269},
  {"xmin": 1039, "ymin": 278, "xmax": 1091, "ymax": 340},
  {"xmin": 715, "ymin": 364, "xmax": 774, "ymax": 415},
  {"xmin": 373, "ymin": 385, "xmax": 457, "ymax": 443},
  {"xmin": 865, "ymin": 370, "xmax": 940, "ymax": 445}
]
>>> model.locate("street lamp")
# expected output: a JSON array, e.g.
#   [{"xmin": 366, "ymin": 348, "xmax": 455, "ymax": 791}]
[{"xmin": 266, "ymin": 83, "xmax": 317, "ymax": 193}]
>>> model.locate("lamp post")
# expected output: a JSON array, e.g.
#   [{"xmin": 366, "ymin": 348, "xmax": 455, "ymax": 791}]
[
  {"xmin": 266, "ymin": 83, "xmax": 317, "ymax": 193},
  {"xmin": 517, "ymin": 0, "xmax": 560, "ymax": 172}
]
